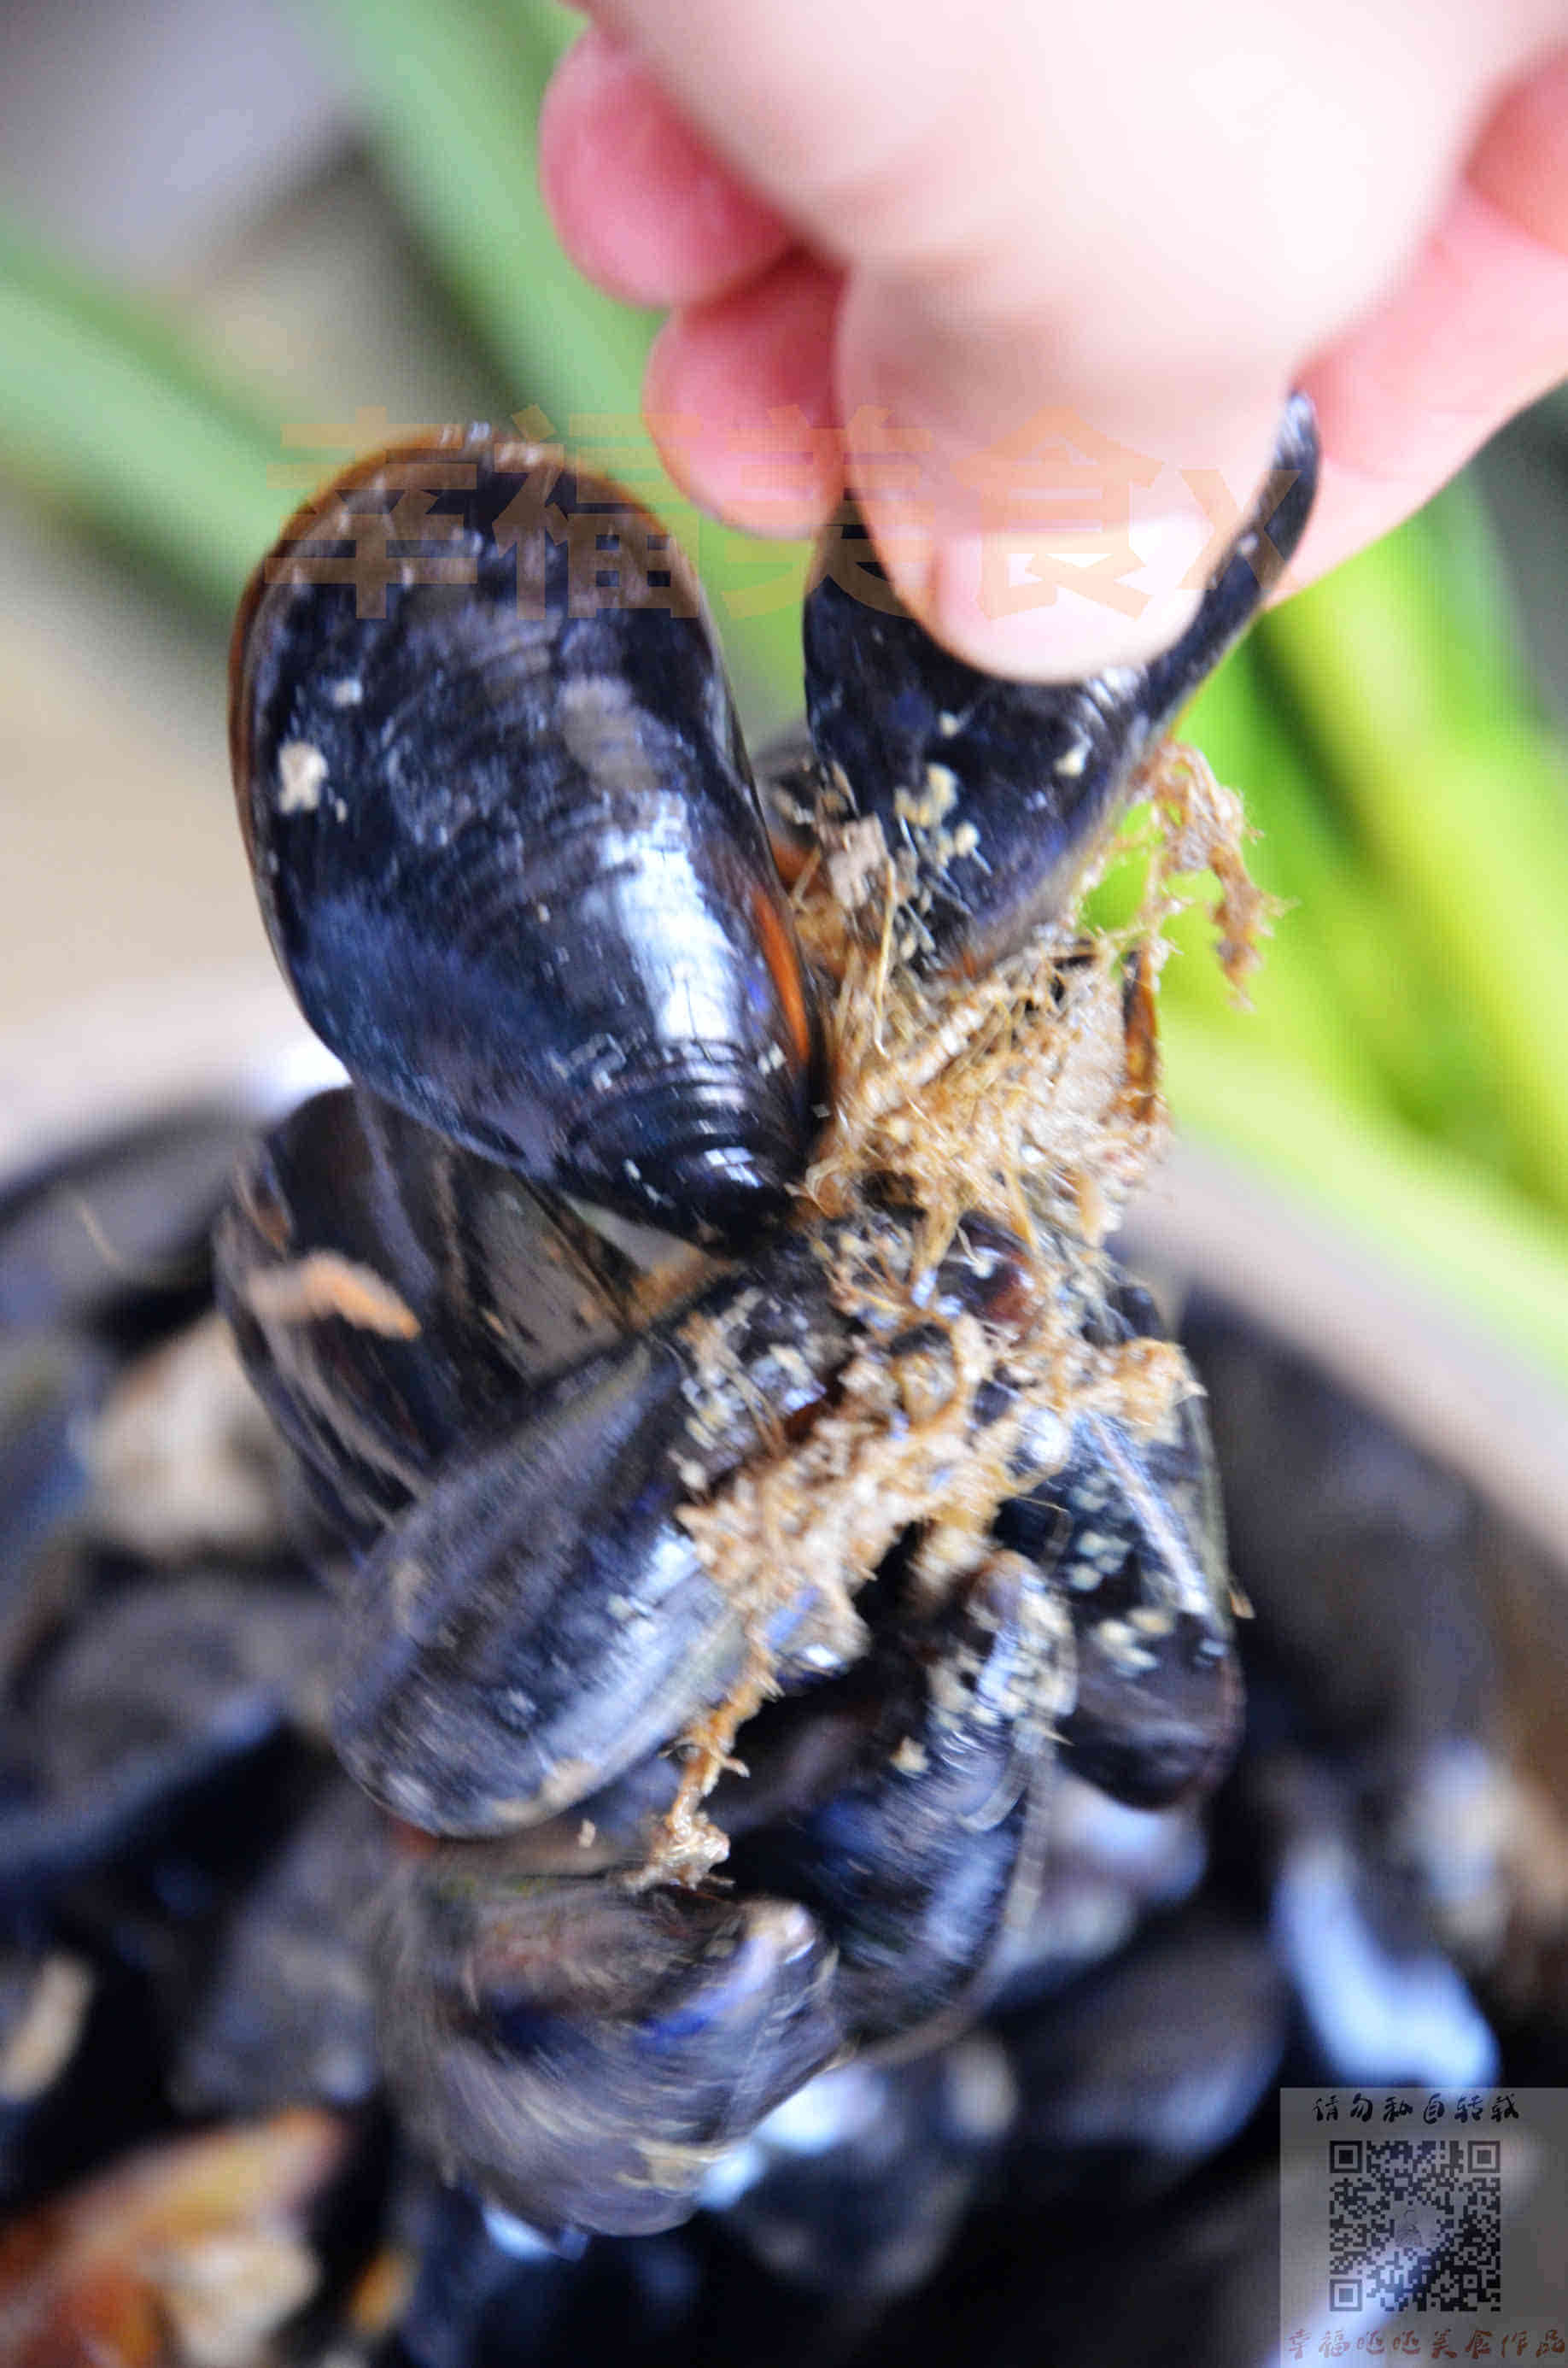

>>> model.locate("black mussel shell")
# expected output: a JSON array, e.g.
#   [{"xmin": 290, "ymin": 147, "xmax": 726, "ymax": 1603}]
[
  {"xmin": 1185, "ymin": 1302, "xmax": 1507, "ymax": 2082},
  {"xmin": 0, "ymin": 1331, "xmax": 108, "ymax": 1691},
  {"xmin": 0, "ymin": 1106, "xmax": 252, "ymax": 1339},
  {"xmin": 333, "ymin": 1337, "xmax": 758, "ymax": 1836},
  {"xmin": 332, "ymin": 1229, "xmax": 857, "ymax": 1836},
  {"xmin": 996, "ymin": 1281, "xmax": 1238, "ymax": 1808},
  {"xmin": 331, "ymin": 1207, "xmax": 1046, "ymax": 1839},
  {"xmin": 459, "ymin": 1752, "xmax": 687, "ymax": 1880},
  {"xmin": 172, "ymin": 1773, "xmax": 385, "ymax": 2114},
  {"xmin": 390, "ymin": 2175, "xmax": 705, "ymax": 2368},
  {"xmin": 1247, "ymin": 1751, "xmax": 1498, "ymax": 2090},
  {"xmin": 729, "ymin": 1553, "xmax": 1069, "ymax": 2043},
  {"xmin": 214, "ymin": 1083, "xmax": 704, "ymax": 1544},
  {"xmin": 802, "ymin": 393, "xmax": 1319, "ymax": 973},
  {"xmin": 231, "ymin": 432, "xmax": 821, "ymax": 1250},
  {"xmin": 997, "ymin": 1902, "xmax": 1288, "ymax": 2199},
  {"xmin": 1180, "ymin": 1293, "xmax": 1490, "ymax": 1758},
  {"xmin": 376, "ymin": 1854, "xmax": 844, "ymax": 2236},
  {"xmin": 716, "ymin": 2041, "xmax": 1017, "ymax": 2301},
  {"xmin": 0, "ymin": 1572, "xmax": 339, "ymax": 1914},
  {"xmin": 993, "ymin": 1770, "xmax": 1208, "ymax": 2003}
]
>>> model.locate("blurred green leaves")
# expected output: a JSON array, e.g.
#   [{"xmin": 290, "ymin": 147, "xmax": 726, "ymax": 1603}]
[
  {"xmin": 305, "ymin": 0, "xmax": 808, "ymax": 730},
  {"xmin": 2, "ymin": 0, "xmax": 1568, "ymax": 1376},
  {"xmin": 0, "ymin": 212, "xmax": 290, "ymax": 609}
]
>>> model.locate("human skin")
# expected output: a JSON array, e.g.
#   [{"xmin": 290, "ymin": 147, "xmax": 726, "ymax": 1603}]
[{"xmin": 540, "ymin": 1, "xmax": 1568, "ymax": 680}]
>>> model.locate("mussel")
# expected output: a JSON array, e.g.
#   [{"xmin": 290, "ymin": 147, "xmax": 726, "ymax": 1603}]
[
  {"xmin": 172, "ymin": 1772, "xmax": 386, "ymax": 2114},
  {"xmin": 326, "ymin": 1204, "xmax": 1058, "ymax": 1840},
  {"xmin": 802, "ymin": 394, "xmax": 1319, "ymax": 976},
  {"xmin": 376, "ymin": 1850, "xmax": 843, "ymax": 2236},
  {"xmin": 231, "ymin": 436, "xmax": 822, "ymax": 1251},
  {"xmin": 209, "ymin": 401, "xmax": 1321, "ymax": 2238},
  {"xmin": 728, "ymin": 1549, "xmax": 1074, "ymax": 2043},
  {"xmin": 214, "ymin": 1081, "xmax": 698, "ymax": 1542},
  {"xmin": 0, "ymin": 1570, "xmax": 339, "ymax": 1915},
  {"xmin": 329, "ymin": 1231, "xmax": 854, "ymax": 1836},
  {"xmin": 996, "ymin": 1281, "xmax": 1237, "ymax": 1808}
]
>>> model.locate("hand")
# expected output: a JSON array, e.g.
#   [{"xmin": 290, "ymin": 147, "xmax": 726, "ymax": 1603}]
[{"xmin": 541, "ymin": 1, "xmax": 1568, "ymax": 680}]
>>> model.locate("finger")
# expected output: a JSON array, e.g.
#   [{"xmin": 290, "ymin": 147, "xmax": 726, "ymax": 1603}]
[
  {"xmin": 593, "ymin": 0, "xmax": 1527, "ymax": 677},
  {"xmin": 644, "ymin": 252, "xmax": 846, "ymax": 536},
  {"xmin": 1288, "ymin": 46, "xmax": 1568, "ymax": 591},
  {"xmin": 835, "ymin": 274, "xmax": 1286, "ymax": 682},
  {"xmin": 540, "ymin": 25, "xmax": 794, "ymax": 308}
]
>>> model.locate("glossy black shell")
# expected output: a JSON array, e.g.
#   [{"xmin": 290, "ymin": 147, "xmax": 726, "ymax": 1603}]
[
  {"xmin": 205, "ymin": 402, "xmax": 1321, "ymax": 2242},
  {"xmin": 231, "ymin": 433, "xmax": 821, "ymax": 1251},
  {"xmin": 214, "ymin": 1083, "xmax": 670, "ymax": 1543},
  {"xmin": 377, "ymin": 1861, "xmax": 844, "ymax": 2237},
  {"xmin": 803, "ymin": 393, "xmax": 1320, "ymax": 973}
]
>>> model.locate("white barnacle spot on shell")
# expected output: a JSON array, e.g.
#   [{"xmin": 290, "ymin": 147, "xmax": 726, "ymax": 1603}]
[
  {"xmin": 330, "ymin": 676, "xmax": 364, "ymax": 707},
  {"xmin": 278, "ymin": 740, "xmax": 328, "ymax": 813},
  {"xmin": 482, "ymin": 2205, "xmax": 558, "ymax": 2262},
  {"xmin": 389, "ymin": 1559, "xmax": 425, "ymax": 1631},
  {"xmin": 1015, "ymin": 1407, "xmax": 1070, "ymax": 1474},
  {"xmin": 558, "ymin": 671, "xmax": 663, "ymax": 803},
  {"xmin": 0, "ymin": 1955, "xmax": 94, "ymax": 2101},
  {"xmin": 895, "ymin": 765, "xmax": 960, "ymax": 834},
  {"xmin": 824, "ymin": 816, "xmax": 888, "ymax": 915},
  {"xmin": 1055, "ymin": 736, "xmax": 1090, "ymax": 779},
  {"xmin": 1093, "ymin": 1616, "xmax": 1158, "ymax": 1676},
  {"xmin": 241, "ymin": 1251, "xmax": 419, "ymax": 1338}
]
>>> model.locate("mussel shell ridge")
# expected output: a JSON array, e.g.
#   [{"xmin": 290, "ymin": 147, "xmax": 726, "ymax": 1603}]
[{"xmin": 231, "ymin": 433, "xmax": 820, "ymax": 1248}]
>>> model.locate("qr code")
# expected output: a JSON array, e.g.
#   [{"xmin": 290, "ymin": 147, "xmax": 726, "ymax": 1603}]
[{"xmin": 1328, "ymin": 2138, "xmax": 1501, "ymax": 2313}]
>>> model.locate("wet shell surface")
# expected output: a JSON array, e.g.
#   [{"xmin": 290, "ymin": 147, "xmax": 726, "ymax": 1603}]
[
  {"xmin": 802, "ymin": 393, "xmax": 1319, "ymax": 976},
  {"xmin": 208, "ymin": 405, "xmax": 1325, "ymax": 2239},
  {"xmin": 231, "ymin": 434, "xmax": 822, "ymax": 1249},
  {"xmin": 9, "ymin": 980, "xmax": 1568, "ymax": 2359}
]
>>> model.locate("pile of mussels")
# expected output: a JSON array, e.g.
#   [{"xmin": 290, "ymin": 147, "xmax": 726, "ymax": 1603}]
[{"xmin": 4, "ymin": 402, "xmax": 1568, "ymax": 2365}]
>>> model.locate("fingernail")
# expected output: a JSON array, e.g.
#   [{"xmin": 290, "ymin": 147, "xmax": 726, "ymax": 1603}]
[{"xmin": 928, "ymin": 510, "xmax": 1214, "ymax": 683}]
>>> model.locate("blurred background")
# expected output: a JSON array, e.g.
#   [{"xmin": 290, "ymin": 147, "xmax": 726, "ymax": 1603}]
[{"xmin": 4, "ymin": 0, "xmax": 1568, "ymax": 1401}]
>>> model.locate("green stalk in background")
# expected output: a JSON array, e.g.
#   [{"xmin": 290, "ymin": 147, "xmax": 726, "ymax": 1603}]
[
  {"xmin": 301, "ymin": 0, "xmax": 809, "ymax": 735},
  {"xmin": 1164, "ymin": 642, "xmax": 1384, "ymax": 1110},
  {"xmin": 0, "ymin": 214, "xmax": 291, "ymax": 610},
  {"xmin": 1165, "ymin": 1005, "xmax": 1568, "ymax": 1392},
  {"xmin": 1259, "ymin": 492, "xmax": 1568, "ymax": 1222},
  {"xmin": 1179, "ymin": 640, "xmax": 1501, "ymax": 1157}
]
